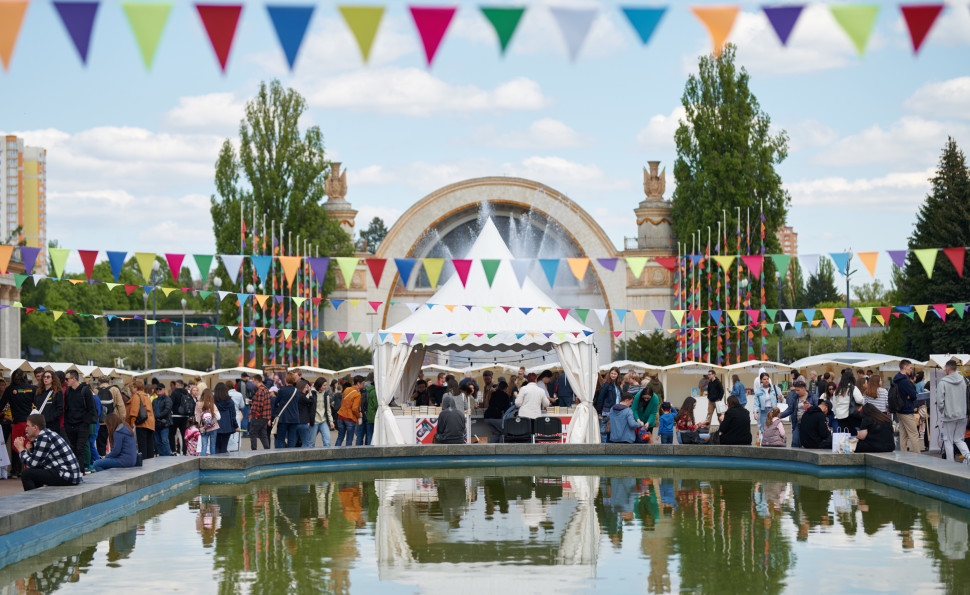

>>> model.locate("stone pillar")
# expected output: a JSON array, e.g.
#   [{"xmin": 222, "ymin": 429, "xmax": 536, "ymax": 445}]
[
  {"xmin": 323, "ymin": 162, "xmax": 357, "ymax": 238},
  {"xmin": 635, "ymin": 161, "xmax": 673, "ymax": 251},
  {"xmin": 0, "ymin": 263, "xmax": 23, "ymax": 359}
]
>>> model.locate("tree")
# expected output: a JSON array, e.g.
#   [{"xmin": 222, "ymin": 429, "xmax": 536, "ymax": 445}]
[
  {"xmin": 853, "ymin": 279, "xmax": 889, "ymax": 304},
  {"xmin": 614, "ymin": 331, "xmax": 677, "ymax": 366},
  {"xmin": 894, "ymin": 137, "xmax": 970, "ymax": 359},
  {"xmin": 357, "ymin": 217, "xmax": 389, "ymax": 254},
  {"xmin": 803, "ymin": 257, "xmax": 840, "ymax": 307},
  {"xmin": 210, "ymin": 79, "xmax": 353, "ymax": 298},
  {"xmin": 780, "ymin": 257, "xmax": 805, "ymax": 309}
]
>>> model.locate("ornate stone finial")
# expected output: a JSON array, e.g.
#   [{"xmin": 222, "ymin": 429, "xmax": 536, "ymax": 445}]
[
  {"xmin": 643, "ymin": 161, "xmax": 665, "ymax": 200},
  {"xmin": 325, "ymin": 162, "xmax": 348, "ymax": 202}
]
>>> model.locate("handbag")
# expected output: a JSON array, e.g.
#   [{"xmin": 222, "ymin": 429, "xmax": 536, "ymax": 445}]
[
  {"xmin": 134, "ymin": 394, "xmax": 149, "ymax": 425},
  {"xmin": 831, "ymin": 430, "xmax": 851, "ymax": 453},
  {"xmin": 270, "ymin": 388, "xmax": 299, "ymax": 437}
]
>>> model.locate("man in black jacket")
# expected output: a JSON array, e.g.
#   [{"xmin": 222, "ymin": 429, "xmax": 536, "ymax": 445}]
[
  {"xmin": 704, "ymin": 370, "xmax": 724, "ymax": 424},
  {"xmin": 169, "ymin": 380, "xmax": 191, "ymax": 455},
  {"xmin": 800, "ymin": 400, "xmax": 833, "ymax": 449},
  {"xmin": 64, "ymin": 370, "xmax": 97, "ymax": 470},
  {"xmin": 153, "ymin": 384, "xmax": 173, "ymax": 456}
]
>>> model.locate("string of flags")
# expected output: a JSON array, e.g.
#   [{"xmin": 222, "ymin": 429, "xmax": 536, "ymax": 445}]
[
  {"xmin": 2, "ymin": 244, "xmax": 968, "ymax": 289},
  {"xmin": 1, "ymin": 297, "xmax": 967, "ymax": 346},
  {"xmin": 0, "ymin": 2, "xmax": 951, "ymax": 72}
]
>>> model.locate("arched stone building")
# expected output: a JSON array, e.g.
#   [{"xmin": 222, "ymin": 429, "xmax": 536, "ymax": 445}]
[{"xmin": 323, "ymin": 163, "xmax": 675, "ymax": 364}]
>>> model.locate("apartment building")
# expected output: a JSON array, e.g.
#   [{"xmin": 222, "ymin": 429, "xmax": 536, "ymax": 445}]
[{"xmin": 2, "ymin": 135, "xmax": 46, "ymax": 272}]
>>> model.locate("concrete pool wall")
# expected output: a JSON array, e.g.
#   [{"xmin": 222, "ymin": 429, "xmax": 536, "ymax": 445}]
[{"xmin": 0, "ymin": 444, "xmax": 968, "ymax": 569}]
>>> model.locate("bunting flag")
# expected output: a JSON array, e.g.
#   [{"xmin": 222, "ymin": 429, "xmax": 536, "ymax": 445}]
[
  {"xmin": 452, "ymin": 259, "xmax": 472, "ymax": 287},
  {"xmin": 266, "ymin": 4, "xmax": 314, "ymax": 70},
  {"xmin": 740, "ymin": 255, "xmax": 763, "ymax": 278},
  {"xmin": 49, "ymin": 248, "xmax": 70, "ymax": 278},
  {"xmin": 409, "ymin": 6, "xmax": 456, "ymax": 66},
  {"xmin": 0, "ymin": 1, "xmax": 29, "ymax": 71},
  {"xmin": 165, "ymin": 253, "xmax": 184, "ymax": 282},
  {"xmin": 0, "ymin": 245, "xmax": 12, "ymax": 274},
  {"xmin": 53, "ymin": 1, "xmax": 99, "ymax": 65},
  {"xmin": 690, "ymin": 5, "xmax": 739, "ymax": 57},
  {"xmin": 768, "ymin": 253, "xmax": 790, "ymax": 278},
  {"xmin": 134, "ymin": 252, "xmax": 156, "ymax": 283},
  {"xmin": 393, "ymin": 258, "xmax": 418, "ymax": 287},
  {"xmin": 712, "ymin": 255, "xmax": 735, "ymax": 271},
  {"xmin": 511, "ymin": 259, "xmax": 531, "ymax": 288},
  {"xmin": 549, "ymin": 6, "xmax": 597, "ymax": 61},
  {"xmin": 913, "ymin": 248, "xmax": 938, "ymax": 278},
  {"xmin": 122, "ymin": 1, "xmax": 171, "ymax": 70},
  {"xmin": 366, "ymin": 258, "xmax": 387, "ymax": 287},
  {"xmin": 481, "ymin": 259, "xmax": 501, "ymax": 287},
  {"xmin": 900, "ymin": 4, "xmax": 943, "ymax": 54},
  {"xmin": 338, "ymin": 5, "xmax": 384, "ymax": 63},
  {"xmin": 278, "ymin": 256, "xmax": 302, "ymax": 288},
  {"xmin": 829, "ymin": 4, "xmax": 879, "ymax": 57},
  {"xmin": 480, "ymin": 6, "xmax": 525, "ymax": 54},
  {"xmin": 621, "ymin": 6, "xmax": 665, "ymax": 45},
  {"xmin": 800, "ymin": 254, "xmax": 819, "ymax": 277},
  {"xmin": 597, "ymin": 258, "xmax": 618, "ymax": 271},
  {"xmin": 194, "ymin": 254, "xmax": 213, "ymax": 284},
  {"xmin": 856, "ymin": 251, "xmax": 878, "ymax": 277},
  {"xmin": 195, "ymin": 3, "xmax": 243, "ymax": 72},
  {"xmin": 221, "ymin": 254, "xmax": 245, "ymax": 284},
  {"xmin": 422, "ymin": 258, "xmax": 444, "ymax": 288},
  {"xmin": 625, "ymin": 257, "xmax": 648, "ymax": 280},
  {"xmin": 334, "ymin": 256, "xmax": 358, "ymax": 288},
  {"xmin": 829, "ymin": 252, "xmax": 851, "ymax": 276},
  {"xmin": 250, "ymin": 255, "xmax": 272, "ymax": 285},
  {"xmin": 567, "ymin": 258, "xmax": 589, "ymax": 282},
  {"xmin": 538, "ymin": 259, "xmax": 559, "ymax": 287},
  {"xmin": 306, "ymin": 256, "xmax": 329, "ymax": 287},
  {"xmin": 888, "ymin": 249, "xmax": 908, "ymax": 268},
  {"xmin": 654, "ymin": 256, "xmax": 678, "ymax": 272},
  {"xmin": 763, "ymin": 4, "xmax": 803, "ymax": 46},
  {"xmin": 943, "ymin": 247, "xmax": 964, "ymax": 277}
]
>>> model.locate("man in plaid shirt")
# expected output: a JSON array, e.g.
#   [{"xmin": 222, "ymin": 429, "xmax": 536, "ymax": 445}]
[
  {"xmin": 13, "ymin": 414, "xmax": 83, "ymax": 491},
  {"xmin": 248, "ymin": 375, "xmax": 272, "ymax": 450}
]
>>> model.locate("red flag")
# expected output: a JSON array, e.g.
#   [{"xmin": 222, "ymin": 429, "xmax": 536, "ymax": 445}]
[
  {"xmin": 943, "ymin": 247, "xmax": 965, "ymax": 277},
  {"xmin": 77, "ymin": 250, "xmax": 98, "ymax": 280},
  {"xmin": 900, "ymin": 4, "xmax": 943, "ymax": 53},
  {"xmin": 196, "ymin": 4, "xmax": 243, "ymax": 71}
]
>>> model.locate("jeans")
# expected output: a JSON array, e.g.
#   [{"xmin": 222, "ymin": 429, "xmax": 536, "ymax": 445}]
[
  {"xmin": 791, "ymin": 425, "xmax": 801, "ymax": 448},
  {"xmin": 660, "ymin": 433, "xmax": 673, "ymax": 444},
  {"xmin": 240, "ymin": 405, "xmax": 250, "ymax": 432},
  {"xmin": 484, "ymin": 418, "xmax": 505, "ymax": 443},
  {"xmin": 215, "ymin": 433, "xmax": 231, "ymax": 453},
  {"xmin": 65, "ymin": 423, "xmax": 91, "ymax": 468},
  {"xmin": 274, "ymin": 422, "xmax": 299, "ymax": 448},
  {"xmin": 599, "ymin": 417, "xmax": 608, "ymax": 443},
  {"xmin": 199, "ymin": 431, "xmax": 215, "ymax": 456},
  {"xmin": 21, "ymin": 468, "xmax": 75, "ymax": 491},
  {"xmin": 299, "ymin": 423, "xmax": 316, "ymax": 448},
  {"xmin": 336, "ymin": 419, "xmax": 357, "ymax": 446},
  {"xmin": 88, "ymin": 424, "xmax": 100, "ymax": 463},
  {"xmin": 758, "ymin": 410, "xmax": 769, "ymax": 431},
  {"xmin": 313, "ymin": 422, "xmax": 332, "ymax": 447},
  {"xmin": 355, "ymin": 421, "xmax": 374, "ymax": 445},
  {"xmin": 93, "ymin": 457, "xmax": 125, "ymax": 472},
  {"xmin": 249, "ymin": 418, "xmax": 270, "ymax": 450},
  {"xmin": 557, "ymin": 394, "xmax": 574, "ymax": 407},
  {"xmin": 155, "ymin": 426, "xmax": 172, "ymax": 456}
]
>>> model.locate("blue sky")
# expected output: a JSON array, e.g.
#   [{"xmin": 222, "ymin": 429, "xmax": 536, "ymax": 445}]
[{"xmin": 4, "ymin": 0, "xmax": 969, "ymax": 294}]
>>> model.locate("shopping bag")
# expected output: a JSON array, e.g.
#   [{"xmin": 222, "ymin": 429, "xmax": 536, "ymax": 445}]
[{"xmin": 831, "ymin": 431, "xmax": 851, "ymax": 453}]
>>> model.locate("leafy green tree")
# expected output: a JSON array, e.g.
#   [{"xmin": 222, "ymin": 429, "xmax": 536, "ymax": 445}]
[
  {"xmin": 803, "ymin": 257, "xmax": 841, "ymax": 307},
  {"xmin": 853, "ymin": 279, "xmax": 890, "ymax": 304},
  {"xmin": 210, "ymin": 79, "xmax": 353, "ymax": 299},
  {"xmin": 357, "ymin": 217, "xmax": 389, "ymax": 254},
  {"xmin": 318, "ymin": 340, "xmax": 373, "ymax": 371},
  {"xmin": 614, "ymin": 331, "xmax": 677, "ymax": 366},
  {"xmin": 894, "ymin": 138, "xmax": 970, "ymax": 358},
  {"xmin": 780, "ymin": 257, "xmax": 805, "ymax": 309}
]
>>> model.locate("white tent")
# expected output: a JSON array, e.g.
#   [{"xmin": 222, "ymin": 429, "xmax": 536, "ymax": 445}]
[
  {"xmin": 373, "ymin": 219, "xmax": 599, "ymax": 445},
  {"xmin": 599, "ymin": 360, "xmax": 663, "ymax": 374}
]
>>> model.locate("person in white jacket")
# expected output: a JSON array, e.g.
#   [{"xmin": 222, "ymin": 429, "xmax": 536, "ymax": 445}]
[
  {"xmin": 937, "ymin": 360, "xmax": 969, "ymax": 465},
  {"xmin": 831, "ymin": 371, "xmax": 863, "ymax": 433},
  {"xmin": 514, "ymin": 373, "xmax": 550, "ymax": 419}
]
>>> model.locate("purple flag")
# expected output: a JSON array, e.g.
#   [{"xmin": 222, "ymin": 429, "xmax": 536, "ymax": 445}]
[
  {"xmin": 840, "ymin": 307, "xmax": 854, "ymax": 321},
  {"xmin": 306, "ymin": 256, "xmax": 330, "ymax": 287},
  {"xmin": 888, "ymin": 250, "xmax": 908, "ymax": 268},
  {"xmin": 762, "ymin": 5, "xmax": 803, "ymax": 45},
  {"xmin": 19, "ymin": 246, "xmax": 40, "ymax": 274},
  {"xmin": 652, "ymin": 310, "xmax": 666, "ymax": 326},
  {"xmin": 596, "ymin": 258, "xmax": 618, "ymax": 271},
  {"xmin": 53, "ymin": 1, "xmax": 100, "ymax": 64}
]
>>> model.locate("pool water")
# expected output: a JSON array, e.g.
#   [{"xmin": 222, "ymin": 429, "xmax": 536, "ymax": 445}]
[{"xmin": 1, "ymin": 466, "xmax": 968, "ymax": 594}]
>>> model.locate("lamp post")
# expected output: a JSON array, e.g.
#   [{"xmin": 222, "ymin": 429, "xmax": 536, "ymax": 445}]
[
  {"xmin": 181, "ymin": 298, "xmax": 188, "ymax": 368},
  {"xmin": 213, "ymin": 276, "xmax": 222, "ymax": 368},
  {"xmin": 143, "ymin": 292, "xmax": 149, "ymax": 369},
  {"xmin": 844, "ymin": 252, "xmax": 855, "ymax": 352},
  {"xmin": 151, "ymin": 260, "xmax": 160, "ymax": 370}
]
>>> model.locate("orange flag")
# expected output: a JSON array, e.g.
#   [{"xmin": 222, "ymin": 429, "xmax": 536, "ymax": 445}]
[
  {"xmin": 690, "ymin": 6, "xmax": 739, "ymax": 57},
  {"xmin": 0, "ymin": 1, "xmax": 28, "ymax": 71},
  {"xmin": 856, "ymin": 251, "xmax": 879, "ymax": 277},
  {"xmin": 567, "ymin": 258, "xmax": 589, "ymax": 282},
  {"xmin": 278, "ymin": 256, "xmax": 302, "ymax": 288}
]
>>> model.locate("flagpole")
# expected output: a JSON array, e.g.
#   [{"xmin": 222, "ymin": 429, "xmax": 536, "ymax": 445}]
[
  {"xmin": 675, "ymin": 241, "xmax": 682, "ymax": 363},
  {"xmin": 706, "ymin": 226, "xmax": 711, "ymax": 364},
  {"xmin": 760, "ymin": 198, "xmax": 767, "ymax": 361},
  {"xmin": 723, "ymin": 209, "xmax": 730, "ymax": 365},
  {"xmin": 746, "ymin": 206, "xmax": 752, "ymax": 360}
]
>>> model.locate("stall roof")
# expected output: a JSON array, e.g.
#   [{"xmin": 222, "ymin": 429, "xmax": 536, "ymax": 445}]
[
  {"xmin": 661, "ymin": 361, "xmax": 727, "ymax": 375},
  {"xmin": 0, "ymin": 358, "xmax": 33, "ymax": 373},
  {"xmin": 599, "ymin": 360, "xmax": 663, "ymax": 373},
  {"xmin": 722, "ymin": 360, "xmax": 793, "ymax": 374},
  {"xmin": 788, "ymin": 352, "xmax": 905, "ymax": 369}
]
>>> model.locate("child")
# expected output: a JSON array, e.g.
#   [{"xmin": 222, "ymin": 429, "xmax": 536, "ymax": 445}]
[
  {"xmin": 657, "ymin": 402, "xmax": 678, "ymax": 444},
  {"xmin": 185, "ymin": 418, "xmax": 201, "ymax": 457},
  {"xmin": 761, "ymin": 408, "xmax": 786, "ymax": 447}
]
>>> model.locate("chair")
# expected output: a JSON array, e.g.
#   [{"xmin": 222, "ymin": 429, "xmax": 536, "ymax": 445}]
[
  {"xmin": 504, "ymin": 417, "xmax": 534, "ymax": 443},
  {"xmin": 534, "ymin": 416, "xmax": 564, "ymax": 443}
]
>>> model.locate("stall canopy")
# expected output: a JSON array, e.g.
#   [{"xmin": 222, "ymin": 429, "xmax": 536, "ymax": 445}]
[
  {"xmin": 600, "ymin": 360, "xmax": 663, "ymax": 374},
  {"xmin": 374, "ymin": 219, "xmax": 598, "ymax": 445},
  {"xmin": 789, "ymin": 352, "xmax": 904, "ymax": 370}
]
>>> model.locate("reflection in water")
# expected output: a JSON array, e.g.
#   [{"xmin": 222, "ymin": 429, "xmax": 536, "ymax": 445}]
[{"xmin": 2, "ymin": 468, "xmax": 969, "ymax": 594}]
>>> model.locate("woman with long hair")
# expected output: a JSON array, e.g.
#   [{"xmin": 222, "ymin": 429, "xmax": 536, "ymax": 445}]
[
  {"xmin": 596, "ymin": 367, "xmax": 622, "ymax": 443},
  {"xmin": 126, "ymin": 379, "xmax": 155, "ymax": 459},
  {"xmin": 863, "ymin": 374, "xmax": 888, "ymax": 413},
  {"xmin": 195, "ymin": 387, "xmax": 219, "ymax": 456},
  {"xmin": 213, "ymin": 382, "xmax": 238, "ymax": 454},
  {"xmin": 632, "ymin": 385, "xmax": 659, "ymax": 441},
  {"xmin": 674, "ymin": 396, "xmax": 709, "ymax": 443},
  {"xmin": 854, "ymin": 403, "xmax": 895, "ymax": 452},
  {"xmin": 33, "ymin": 370, "xmax": 64, "ymax": 436},
  {"xmin": 93, "ymin": 413, "xmax": 137, "ymax": 471},
  {"xmin": 832, "ymin": 371, "xmax": 863, "ymax": 434}
]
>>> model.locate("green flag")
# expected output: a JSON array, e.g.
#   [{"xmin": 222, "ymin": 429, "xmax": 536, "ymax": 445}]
[
  {"xmin": 829, "ymin": 4, "xmax": 879, "ymax": 56},
  {"xmin": 913, "ymin": 248, "xmax": 938, "ymax": 278},
  {"xmin": 769, "ymin": 254, "xmax": 791, "ymax": 277},
  {"xmin": 49, "ymin": 247, "xmax": 70, "ymax": 278},
  {"xmin": 481, "ymin": 259, "xmax": 501, "ymax": 287},
  {"xmin": 194, "ymin": 254, "xmax": 214, "ymax": 284},
  {"xmin": 339, "ymin": 5, "xmax": 384, "ymax": 63},
  {"xmin": 481, "ymin": 6, "xmax": 525, "ymax": 54},
  {"xmin": 122, "ymin": 2, "xmax": 172, "ymax": 69}
]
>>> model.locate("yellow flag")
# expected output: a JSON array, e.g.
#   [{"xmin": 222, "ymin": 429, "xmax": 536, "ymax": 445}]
[
  {"xmin": 135, "ymin": 252, "xmax": 157, "ymax": 283},
  {"xmin": 820, "ymin": 308, "xmax": 835, "ymax": 327},
  {"xmin": 914, "ymin": 304, "xmax": 929, "ymax": 321},
  {"xmin": 625, "ymin": 257, "xmax": 648, "ymax": 279},
  {"xmin": 334, "ymin": 256, "xmax": 358, "ymax": 288},
  {"xmin": 423, "ymin": 258, "xmax": 445, "ymax": 288},
  {"xmin": 633, "ymin": 309, "xmax": 647, "ymax": 326},
  {"xmin": 713, "ymin": 255, "xmax": 736, "ymax": 271}
]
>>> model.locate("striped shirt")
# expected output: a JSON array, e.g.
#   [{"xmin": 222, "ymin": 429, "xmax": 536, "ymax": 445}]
[
  {"xmin": 20, "ymin": 428, "xmax": 83, "ymax": 484},
  {"xmin": 864, "ymin": 387, "xmax": 889, "ymax": 414}
]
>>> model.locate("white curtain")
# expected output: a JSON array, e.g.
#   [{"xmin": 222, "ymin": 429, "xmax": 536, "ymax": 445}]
[
  {"xmin": 399, "ymin": 344, "xmax": 427, "ymax": 404},
  {"xmin": 556, "ymin": 341, "xmax": 599, "ymax": 444},
  {"xmin": 374, "ymin": 342, "xmax": 412, "ymax": 445},
  {"xmin": 558, "ymin": 475, "xmax": 600, "ymax": 570},
  {"xmin": 375, "ymin": 478, "xmax": 413, "ymax": 579}
]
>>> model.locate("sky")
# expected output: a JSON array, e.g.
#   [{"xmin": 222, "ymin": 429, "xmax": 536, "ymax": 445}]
[{"xmin": 3, "ymin": 0, "xmax": 969, "ymax": 296}]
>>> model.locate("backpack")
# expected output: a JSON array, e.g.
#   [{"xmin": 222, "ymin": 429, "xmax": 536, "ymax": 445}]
[
  {"xmin": 98, "ymin": 388, "xmax": 114, "ymax": 425},
  {"xmin": 202, "ymin": 411, "xmax": 215, "ymax": 432},
  {"xmin": 178, "ymin": 391, "xmax": 196, "ymax": 417},
  {"xmin": 887, "ymin": 382, "xmax": 904, "ymax": 414}
]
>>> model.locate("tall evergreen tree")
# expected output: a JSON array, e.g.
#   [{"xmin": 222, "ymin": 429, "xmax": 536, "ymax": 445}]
[
  {"xmin": 894, "ymin": 137, "xmax": 970, "ymax": 358},
  {"xmin": 804, "ymin": 257, "xmax": 841, "ymax": 307}
]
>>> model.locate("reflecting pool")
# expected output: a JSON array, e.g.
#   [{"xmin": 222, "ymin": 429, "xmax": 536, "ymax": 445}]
[{"xmin": 2, "ymin": 466, "xmax": 968, "ymax": 594}]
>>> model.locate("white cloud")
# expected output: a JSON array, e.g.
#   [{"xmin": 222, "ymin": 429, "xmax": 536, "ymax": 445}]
[
  {"xmin": 890, "ymin": 4, "xmax": 970, "ymax": 49},
  {"xmin": 904, "ymin": 77, "xmax": 970, "ymax": 120},
  {"xmin": 635, "ymin": 106, "xmax": 685, "ymax": 153},
  {"xmin": 812, "ymin": 117, "xmax": 969, "ymax": 168},
  {"xmin": 472, "ymin": 118, "xmax": 594, "ymax": 149},
  {"xmin": 304, "ymin": 68, "xmax": 549, "ymax": 116},
  {"xmin": 787, "ymin": 169, "xmax": 934, "ymax": 210},
  {"xmin": 355, "ymin": 204, "xmax": 404, "ymax": 232},
  {"xmin": 785, "ymin": 120, "xmax": 839, "ymax": 152},
  {"xmin": 163, "ymin": 93, "xmax": 246, "ymax": 135}
]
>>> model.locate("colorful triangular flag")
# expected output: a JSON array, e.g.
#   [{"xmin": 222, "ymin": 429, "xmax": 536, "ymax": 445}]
[
  {"xmin": 339, "ymin": 5, "xmax": 384, "ymax": 63},
  {"xmin": 122, "ymin": 1, "xmax": 171, "ymax": 69},
  {"xmin": 195, "ymin": 3, "xmax": 243, "ymax": 72},
  {"xmin": 480, "ymin": 6, "xmax": 525, "ymax": 54},
  {"xmin": 266, "ymin": 4, "xmax": 314, "ymax": 70},
  {"xmin": 409, "ymin": 5, "xmax": 456, "ymax": 66}
]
